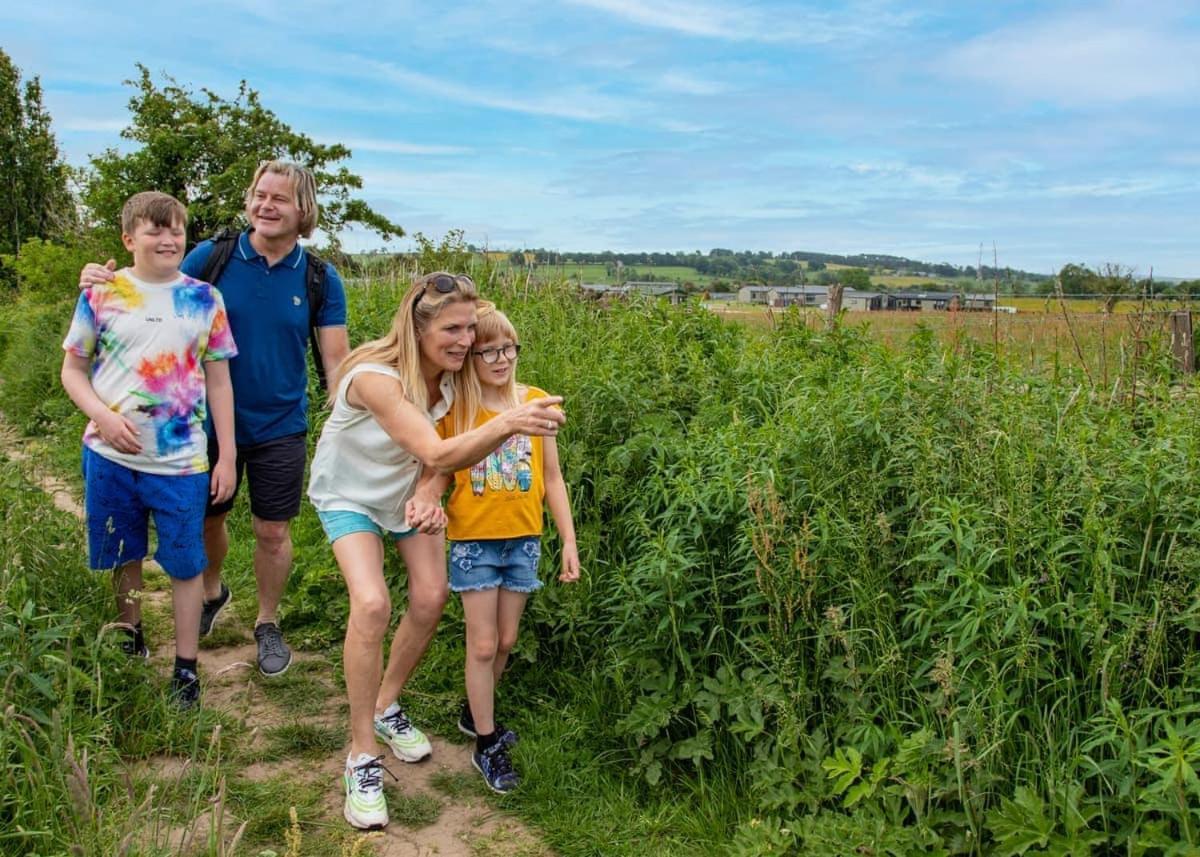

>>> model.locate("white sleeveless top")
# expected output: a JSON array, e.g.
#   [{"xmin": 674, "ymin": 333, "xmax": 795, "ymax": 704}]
[{"xmin": 307, "ymin": 363, "xmax": 454, "ymax": 533}]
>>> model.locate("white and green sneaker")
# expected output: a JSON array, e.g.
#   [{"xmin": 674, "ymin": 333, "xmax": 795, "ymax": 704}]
[
  {"xmin": 343, "ymin": 753, "xmax": 389, "ymax": 830},
  {"xmin": 374, "ymin": 703, "xmax": 432, "ymax": 763}
]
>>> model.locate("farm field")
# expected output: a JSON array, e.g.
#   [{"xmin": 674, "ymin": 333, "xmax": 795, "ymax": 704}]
[
  {"xmin": 708, "ymin": 300, "xmax": 1188, "ymax": 379},
  {"xmin": 4, "ymin": 264, "xmax": 1200, "ymax": 855},
  {"xmin": 543, "ymin": 261, "xmax": 716, "ymax": 286}
]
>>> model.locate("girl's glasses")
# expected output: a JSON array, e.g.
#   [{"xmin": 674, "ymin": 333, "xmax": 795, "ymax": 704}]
[{"xmin": 473, "ymin": 344, "xmax": 521, "ymax": 364}]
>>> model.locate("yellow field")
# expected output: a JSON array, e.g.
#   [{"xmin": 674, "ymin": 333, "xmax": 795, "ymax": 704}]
[
  {"xmin": 872, "ymin": 275, "xmax": 951, "ymax": 288},
  {"xmin": 705, "ymin": 303, "xmax": 1182, "ymax": 380}
]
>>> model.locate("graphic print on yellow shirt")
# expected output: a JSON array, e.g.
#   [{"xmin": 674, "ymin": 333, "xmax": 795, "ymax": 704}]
[
  {"xmin": 441, "ymin": 386, "xmax": 546, "ymax": 541},
  {"xmin": 471, "ymin": 433, "xmax": 534, "ymax": 496}
]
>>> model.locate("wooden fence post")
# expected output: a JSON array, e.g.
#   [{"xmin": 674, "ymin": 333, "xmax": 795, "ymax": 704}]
[
  {"xmin": 1170, "ymin": 311, "xmax": 1194, "ymax": 374},
  {"xmin": 825, "ymin": 284, "xmax": 844, "ymax": 330}
]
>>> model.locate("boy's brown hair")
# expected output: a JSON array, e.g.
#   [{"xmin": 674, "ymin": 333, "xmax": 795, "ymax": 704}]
[{"xmin": 120, "ymin": 191, "xmax": 188, "ymax": 235}]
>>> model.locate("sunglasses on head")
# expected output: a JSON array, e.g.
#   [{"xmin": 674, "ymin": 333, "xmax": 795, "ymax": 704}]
[{"xmin": 415, "ymin": 273, "xmax": 474, "ymax": 302}]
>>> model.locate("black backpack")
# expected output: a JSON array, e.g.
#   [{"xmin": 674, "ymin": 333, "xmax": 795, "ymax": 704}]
[{"xmin": 197, "ymin": 228, "xmax": 330, "ymax": 391}]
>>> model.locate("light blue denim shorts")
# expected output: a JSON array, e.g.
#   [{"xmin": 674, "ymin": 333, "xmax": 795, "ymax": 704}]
[
  {"xmin": 448, "ymin": 537, "xmax": 543, "ymax": 594},
  {"xmin": 317, "ymin": 509, "xmax": 416, "ymax": 545}
]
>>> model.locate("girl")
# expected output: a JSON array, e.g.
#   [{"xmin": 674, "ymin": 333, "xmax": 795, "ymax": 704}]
[
  {"xmin": 307, "ymin": 274, "xmax": 565, "ymax": 830},
  {"xmin": 439, "ymin": 302, "xmax": 580, "ymax": 793}
]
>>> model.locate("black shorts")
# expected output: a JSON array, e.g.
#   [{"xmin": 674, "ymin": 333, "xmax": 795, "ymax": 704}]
[{"xmin": 206, "ymin": 432, "xmax": 307, "ymax": 522}]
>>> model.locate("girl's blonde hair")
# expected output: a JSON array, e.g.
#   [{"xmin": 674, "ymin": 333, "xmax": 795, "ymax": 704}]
[
  {"xmin": 453, "ymin": 301, "xmax": 521, "ymax": 434},
  {"xmin": 337, "ymin": 272, "xmax": 479, "ymax": 413},
  {"xmin": 244, "ymin": 161, "xmax": 319, "ymax": 238}
]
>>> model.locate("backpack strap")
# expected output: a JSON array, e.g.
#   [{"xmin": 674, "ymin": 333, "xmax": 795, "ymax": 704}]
[
  {"xmin": 197, "ymin": 227, "xmax": 240, "ymax": 286},
  {"xmin": 200, "ymin": 228, "xmax": 332, "ymax": 393},
  {"xmin": 304, "ymin": 248, "xmax": 330, "ymax": 392}
]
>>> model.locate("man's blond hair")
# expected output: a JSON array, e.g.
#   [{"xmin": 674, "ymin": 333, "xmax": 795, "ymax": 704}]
[{"xmin": 244, "ymin": 161, "xmax": 319, "ymax": 238}]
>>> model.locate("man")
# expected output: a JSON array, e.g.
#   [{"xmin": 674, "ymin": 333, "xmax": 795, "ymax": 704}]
[{"xmin": 80, "ymin": 161, "xmax": 350, "ymax": 676}]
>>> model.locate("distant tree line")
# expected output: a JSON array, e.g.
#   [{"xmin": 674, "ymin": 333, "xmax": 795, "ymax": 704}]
[{"xmin": 464, "ymin": 245, "xmax": 1053, "ymax": 290}]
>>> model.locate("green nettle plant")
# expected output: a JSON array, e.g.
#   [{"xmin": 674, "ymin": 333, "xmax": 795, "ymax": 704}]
[{"xmin": 3, "ymin": 262, "xmax": 1200, "ymax": 854}]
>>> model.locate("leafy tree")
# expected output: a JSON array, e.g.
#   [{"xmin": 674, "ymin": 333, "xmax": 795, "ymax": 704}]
[
  {"xmin": 1095, "ymin": 263, "xmax": 1135, "ymax": 313},
  {"xmin": 83, "ymin": 66, "xmax": 403, "ymax": 247},
  {"xmin": 838, "ymin": 267, "xmax": 872, "ymax": 289},
  {"xmin": 807, "ymin": 260, "xmax": 826, "ymax": 272},
  {"xmin": 0, "ymin": 49, "xmax": 74, "ymax": 257},
  {"xmin": 1056, "ymin": 263, "xmax": 1097, "ymax": 296}
]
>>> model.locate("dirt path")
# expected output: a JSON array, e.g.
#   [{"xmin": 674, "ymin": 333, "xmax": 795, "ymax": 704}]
[{"xmin": 1, "ymin": 423, "xmax": 552, "ymax": 857}]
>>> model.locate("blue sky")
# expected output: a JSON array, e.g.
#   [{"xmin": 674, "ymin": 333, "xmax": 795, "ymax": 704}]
[{"xmin": 6, "ymin": 0, "xmax": 1200, "ymax": 276}]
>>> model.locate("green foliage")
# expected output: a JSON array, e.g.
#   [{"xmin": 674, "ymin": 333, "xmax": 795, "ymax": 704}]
[
  {"xmin": 0, "ymin": 48, "xmax": 75, "ymax": 257},
  {"xmin": 412, "ymin": 228, "xmax": 489, "ymax": 278},
  {"xmin": 0, "ymin": 233, "xmax": 118, "ymax": 301},
  {"xmin": 837, "ymin": 266, "xmax": 872, "ymax": 289},
  {"xmin": 0, "ymin": 290, "xmax": 81, "ymax": 435},
  {"xmin": 4, "ymin": 251, "xmax": 1200, "ymax": 853},
  {"xmin": 83, "ymin": 65, "xmax": 404, "ymax": 247}
]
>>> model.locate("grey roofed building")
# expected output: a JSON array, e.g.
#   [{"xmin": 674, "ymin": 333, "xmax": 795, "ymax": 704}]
[
  {"xmin": 889, "ymin": 290, "xmax": 961, "ymax": 311},
  {"xmin": 624, "ymin": 281, "xmax": 687, "ymax": 303},
  {"xmin": 963, "ymin": 293, "xmax": 997, "ymax": 310},
  {"xmin": 580, "ymin": 281, "xmax": 687, "ymax": 304},
  {"xmin": 737, "ymin": 284, "xmax": 828, "ymax": 306},
  {"xmin": 842, "ymin": 289, "xmax": 885, "ymax": 311}
]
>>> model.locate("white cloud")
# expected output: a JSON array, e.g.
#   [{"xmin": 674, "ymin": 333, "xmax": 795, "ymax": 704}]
[
  {"xmin": 656, "ymin": 71, "xmax": 731, "ymax": 96},
  {"xmin": 945, "ymin": 8, "xmax": 1200, "ymax": 104},
  {"xmin": 358, "ymin": 57, "xmax": 644, "ymax": 122},
  {"xmin": 329, "ymin": 137, "xmax": 472, "ymax": 156},
  {"xmin": 564, "ymin": 0, "xmax": 909, "ymax": 44}
]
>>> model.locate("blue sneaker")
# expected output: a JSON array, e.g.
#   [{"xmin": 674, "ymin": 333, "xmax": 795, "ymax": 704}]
[
  {"xmin": 472, "ymin": 740, "xmax": 519, "ymax": 794},
  {"xmin": 171, "ymin": 668, "xmax": 200, "ymax": 711}
]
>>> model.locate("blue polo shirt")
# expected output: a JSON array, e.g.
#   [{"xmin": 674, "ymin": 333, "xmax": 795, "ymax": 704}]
[{"xmin": 183, "ymin": 230, "xmax": 347, "ymax": 447}]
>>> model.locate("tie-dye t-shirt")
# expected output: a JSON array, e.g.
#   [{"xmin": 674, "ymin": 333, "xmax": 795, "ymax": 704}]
[{"xmin": 62, "ymin": 270, "xmax": 238, "ymax": 475}]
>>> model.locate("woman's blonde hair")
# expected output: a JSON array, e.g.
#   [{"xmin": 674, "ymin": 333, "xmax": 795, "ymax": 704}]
[
  {"xmin": 453, "ymin": 301, "xmax": 521, "ymax": 434},
  {"xmin": 244, "ymin": 161, "xmax": 319, "ymax": 238},
  {"xmin": 337, "ymin": 272, "xmax": 479, "ymax": 413}
]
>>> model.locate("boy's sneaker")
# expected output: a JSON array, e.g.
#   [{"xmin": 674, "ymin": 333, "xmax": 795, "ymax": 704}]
[
  {"xmin": 120, "ymin": 637, "xmax": 150, "ymax": 659},
  {"xmin": 253, "ymin": 622, "xmax": 292, "ymax": 676},
  {"xmin": 457, "ymin": 701, "xmax": 518, "ymax": 746},
  {"xmin": 199, "ymin": 583, "xmax": 231, "ymax": 637},
  {"xmin": 472, "ymin": 740, "xmax": 519, "ymax": 794},
  {"xmin": 343, "ymin": 753, "xmax": 389, "ymax": 830},
  {"xmin": 171, "ymin": 668, "xmax": 200, "ymax": 711},
  {"xmin": 374, "ymin": 704, "xmax": 432, "ymax": 763}
]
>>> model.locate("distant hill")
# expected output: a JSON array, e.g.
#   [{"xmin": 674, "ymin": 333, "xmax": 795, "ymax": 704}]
[{"xmin": 467, "ymin": 245, "xmax": 1052, "ymax": 285}]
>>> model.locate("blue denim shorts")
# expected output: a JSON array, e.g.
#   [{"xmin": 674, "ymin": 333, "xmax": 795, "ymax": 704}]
[
  {"xmin": 448, "ymin": 537, "xmax": 543, "ymax": 594},
  {"xmin": 82, "ymin": 446, "xmax": 209, "ymax": 579},
  {"xmin": 316, "ymin": 508, "xmax": 416, "ymax": 545}
]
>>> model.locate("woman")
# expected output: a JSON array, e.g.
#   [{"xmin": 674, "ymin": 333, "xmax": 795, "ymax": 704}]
[{"xmin": 307, "ymin": 272, "xmax": 565, "ymax": 830}]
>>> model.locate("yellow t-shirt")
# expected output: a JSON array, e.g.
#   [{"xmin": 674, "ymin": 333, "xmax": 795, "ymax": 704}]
[{"xmin": 439, "ymin": 386, "xmax": 546, "ymax": 541}]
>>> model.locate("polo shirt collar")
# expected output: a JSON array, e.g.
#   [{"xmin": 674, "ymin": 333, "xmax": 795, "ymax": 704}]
[{"xmin": 237, "ymin": 229, "xmax": 305, "ymax": 269}]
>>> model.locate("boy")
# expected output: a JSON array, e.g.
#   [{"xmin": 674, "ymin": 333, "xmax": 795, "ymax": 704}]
[{"xmin": 61, "ymin": 191, "xmax": 237, "ymax": 709}]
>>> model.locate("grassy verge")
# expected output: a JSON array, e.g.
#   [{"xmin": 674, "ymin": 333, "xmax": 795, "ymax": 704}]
[{"xmin": 5, "ymin": 257, "xmax": 1200, "ymax": 855}]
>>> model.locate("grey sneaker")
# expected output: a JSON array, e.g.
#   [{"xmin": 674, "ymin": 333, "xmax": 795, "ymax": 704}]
[
  {"xmin": 253, "ymin": 622, "xmax": 292, "ymax": 676},
  {"xmin": 199, "ymin": 583, "xmax": 231, "ymax": 637}
]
